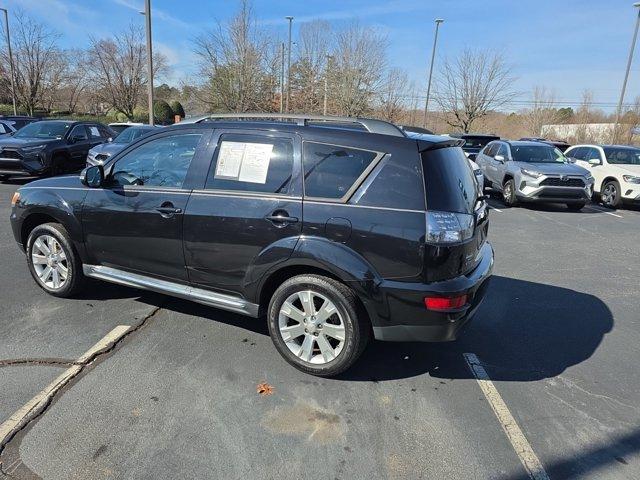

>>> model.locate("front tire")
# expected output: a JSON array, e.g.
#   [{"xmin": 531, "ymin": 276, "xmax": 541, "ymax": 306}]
[
  {"xmin": 502, "ymin": 178, "xmax": 518, "ymax": 207},
  {"xmin": 601, "ymin": 180, "xmax": 622, "ymax": 209},
  {"xmin": 26, "ymin": 223, "xmax": 84, "ymax": 297},
  {"xmin": 267, "ymin": 274, "xmax": 370, "ymax": 377}
]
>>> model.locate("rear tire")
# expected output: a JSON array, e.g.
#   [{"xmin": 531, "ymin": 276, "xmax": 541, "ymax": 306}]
[
  {"xmin": 601, "ymin": 180, "xmax": 622, "ymax": 209},
  {"xmin": 567, "ymin": 202, "xmax": 586, "ymax": 211},
  {"xmin": 26, "ymin": 223, "xmax": 84, "ymax": 297},
  {"xmin": 502, "ymin": 178, "xmax": 518, "ymax": 207},
  {"xmin": 267, "ymin": 274, "xmax": 370, "ymax": 377}
]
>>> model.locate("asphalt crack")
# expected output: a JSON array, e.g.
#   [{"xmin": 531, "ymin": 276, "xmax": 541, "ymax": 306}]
[
  {"xmin": 0, "ymin": 306, "xmax": 163, "ymax": 477},
  {"xmin": 0, "ymin": 359, "xmax": 76, "ymax": 369}
]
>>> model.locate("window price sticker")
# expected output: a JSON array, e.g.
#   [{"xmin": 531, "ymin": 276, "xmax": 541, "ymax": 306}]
[{"xmin": 214, "ymin": 141, "xmax": 274, "ymax": 184}]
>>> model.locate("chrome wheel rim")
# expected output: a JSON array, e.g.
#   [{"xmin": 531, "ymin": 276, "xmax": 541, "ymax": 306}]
[
  {"xmin": 278, "ymin": 290, "xmax": 346, "ymax": 365},
  {"xmin": 31, "ymin": 235, "xmax": 68, "ymax": 290},
  {"xmin": 602, "ymin": 184, "xmax": 616, "ymax": 205},
  {"xmin": 503, "ymin": 183, "xmax": 512, "ymax": 202}
]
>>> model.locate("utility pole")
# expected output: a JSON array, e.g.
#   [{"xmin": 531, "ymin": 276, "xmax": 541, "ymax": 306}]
[
  {"xmin": 0, "ymin": 8, "xmax": 17, "ymax": 115},
  {"xmin": 285, "ymin": 16, "xmax": 293, "ymax": 112},
  {"xmin": 613, "ymin": 2, "xmax": 640, "ymax": 144},
  {"xmin": 280, "ymin": 42, "xmax": 285, "ymax": 113},
  {"xmin": 142, "ymin": 0, "xmax": 154, "ymax": 125},
  {"xmin": 423, "ymin": 18, "xmax": 443, "ymax": 129},
  {"xmin": 323, "ymin": 54, "xmax": 332, "ymax": 116}
]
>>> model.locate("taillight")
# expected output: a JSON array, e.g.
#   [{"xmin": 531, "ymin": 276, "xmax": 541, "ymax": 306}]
[
  {"xmin": 425, "ymin": 211, "xmax": 474, "ymax": 244},
  {"xmin": 424, "ymin": 294, "xmax": 468, "ymax": 311},
  {"xmin": 11, "ymin": 192, "xmax": 20, "ymax": 206}
]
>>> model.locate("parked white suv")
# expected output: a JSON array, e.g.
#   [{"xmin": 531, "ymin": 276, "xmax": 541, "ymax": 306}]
[{"xmin": 565, "ymin": 145, "xmax": 640, "ymax": 208}]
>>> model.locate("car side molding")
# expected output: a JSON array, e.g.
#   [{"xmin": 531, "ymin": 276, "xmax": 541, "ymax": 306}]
[{"xmin": 82, "ymin": 265, "xmax": 259, "ymax": 317}]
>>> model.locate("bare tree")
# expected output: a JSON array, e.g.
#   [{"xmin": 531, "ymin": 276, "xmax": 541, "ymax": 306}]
[
  {"xmin": 522, "ymin": 86, "xmax": 561, "ymax": 136},
  {"xmin": 59, "ymin": 49, "xmax": 90, "ymax": 113},
  {"xmin": 87, "ymin": 25, "xmax": 167, "ymax": 119},
  {"xmin": 330, "ymin": 23, "xmax": 387, "ymax": 117},
  {"xmin": 377, "ymin": 68, "xmax": 408, "ymax": 123},
  {"xmin": 434, "ymin": 48, "xmax": 516, "ymax": 133},
  {"xmin": 193, "ymin": 0, "xmax": 275, "ymax": 112},
  {"xmin": 0, "ymin": 11, "xmax": 61, "ymax": 115}
]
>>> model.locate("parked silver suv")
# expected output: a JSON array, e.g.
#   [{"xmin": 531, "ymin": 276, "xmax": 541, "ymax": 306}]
[{"xmin": 476, "ymin": 140, "xmax": 594, "ymax": 210}]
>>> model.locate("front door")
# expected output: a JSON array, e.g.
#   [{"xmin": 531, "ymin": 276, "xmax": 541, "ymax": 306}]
[
  {"xmin": 66, "ymin": 125, "xmax": 94, "ymax": 171},
  {"xmin": 82, "ymin": 129, "xmax": 210, "ymax": 282},
  {"xmin": 183, "ymin": 130, "xmax": 303, "ymax": 297}
]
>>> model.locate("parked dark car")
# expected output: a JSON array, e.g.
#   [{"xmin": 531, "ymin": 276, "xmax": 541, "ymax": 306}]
[
  {"xmin": 0, "ymin": 120, "xmax": 114, "ymax": 180},
  {"xmin": 449, "ymin": 133, "xmax": 500, "ymax": 160},
  {"xmin": 9, "ymin": 114, "xmax": 493, "ymax": 376},
  {"xmin": 520, "ymin": 137, "xmax": 571, "ymax": 152},
  {"xmin": 87, "ymin": 125, "xmax": 161, "ymax": 166},
  {"xmin": 0, "ymin": 116, "xmax": 39, "ymax": 136}
]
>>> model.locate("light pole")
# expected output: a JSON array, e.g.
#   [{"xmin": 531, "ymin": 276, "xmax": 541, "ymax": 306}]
[
  {"xmin": 613, "ymin": 2, "xmax": 640, "ymax": 144},
  {"xmin": 323, "ymin": 54, "xmax": 333, "ymax": 116},
  {"xmin": 141, "ymin": 0, "xmax": 154, "ymax": 125},
  {"xmin": 279, "ymin": 42, "xmax": 285, "ymax": 113},
  {"xmin": 285, "ymin": 16, "xmax": 293, "ymax": 112},
  {"xmin": 0, "ymin": 8, "xmax": 17, "ymax": 115},
  {"xmin": 423, "ymin": 18, "xmax": 443, "ymax": 128}
]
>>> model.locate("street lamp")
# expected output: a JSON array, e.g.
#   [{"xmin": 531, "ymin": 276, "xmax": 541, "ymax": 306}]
[
  {"xmin": 140, "ymin": 0, "xmax": 154, "ymax": 125},
  {"xmin": 612, "ymin": 2, "xmax": 640, "ymax": 143},
  {"xmin": 423, "ymin": 18, "xmax": 443, "ymax": 129},
  {"xmin": 0, "ymin": 8, "xmax": 17, "ymax": 115},
  {"xmin": 279, "ymin": 42, "xmax": 285, "ymax": 113},
  {"xmin": 285, "ymin": 16, "xmax": 293, "ymax": 113}
]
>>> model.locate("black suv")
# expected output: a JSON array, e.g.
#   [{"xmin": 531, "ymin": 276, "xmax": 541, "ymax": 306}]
[
  {"xmin": 449, "ymin": 133, "xmax": 501, "ymax": 160},
  {"xmin": 10, "ymin": 114, "xmax": 493, "ymax": 376},
  {"xmin": 0, "ymin": 120, "xmax": 114, "ymax": 180}
]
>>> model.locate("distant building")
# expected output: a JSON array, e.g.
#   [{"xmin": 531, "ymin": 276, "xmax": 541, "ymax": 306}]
[{"xmin": 541, "ymin": 123, "xmax": 638, "ymax": 144}]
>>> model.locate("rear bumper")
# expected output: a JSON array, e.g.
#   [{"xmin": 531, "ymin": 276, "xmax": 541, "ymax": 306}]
[{"xmin": 372, "ymin": 242, "xmax": 493, "ymax": 342}]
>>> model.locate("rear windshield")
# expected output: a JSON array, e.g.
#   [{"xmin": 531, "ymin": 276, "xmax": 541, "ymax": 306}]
[
  {"xmin": 422, "ymin": 146, "xmax": 478, "ymax": 214},
  {"xmin": 462, "ymin": 136, "xmax": 499, "ymax": 148}
]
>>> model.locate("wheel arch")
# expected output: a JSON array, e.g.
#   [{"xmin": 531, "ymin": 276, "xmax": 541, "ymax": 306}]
[{"xmin": 601, "ymin": 176, "xmax": 620, "ymax": 192}]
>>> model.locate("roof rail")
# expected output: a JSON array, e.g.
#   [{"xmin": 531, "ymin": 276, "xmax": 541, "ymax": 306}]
[{"xmin": 192, "ymin": 113, "xmax": 406, "ymax": 138}]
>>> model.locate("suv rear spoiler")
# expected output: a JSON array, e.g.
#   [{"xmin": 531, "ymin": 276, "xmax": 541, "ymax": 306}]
[{"xmin": 186, "ymin": 113, "xmax": 407, "ymax": 138}]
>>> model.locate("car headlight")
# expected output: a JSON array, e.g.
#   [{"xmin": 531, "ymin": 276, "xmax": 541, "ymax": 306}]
[
  {"xmin": 520, "ymin": 168, "xmax": 542, "ymax": 178},
  {"xmin": 585, "ymin": 174, "xmax": 594, "ymax": 181},
  {"xmin": 21, "ymin": 145, "xmax": 46, "ymax": 154},
  {"xmin": 622, "ymin": 175, "xmax": 640, "ymax": 184}
]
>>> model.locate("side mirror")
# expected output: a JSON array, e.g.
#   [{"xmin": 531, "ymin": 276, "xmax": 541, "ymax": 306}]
[
  {"xmin": 107, "ymin": 137, "xmax": 113, "ymax": 143},
  {"xmin": 494, "ymin": 154, "xmax": 505, "ymax": 163},
  {"xmin": 80, "ymin": 165, "xmax": 104, "ymax": 188},
  {"xmin": 588, "ymin": 158, "xmax": 601, "ymax": 166}
]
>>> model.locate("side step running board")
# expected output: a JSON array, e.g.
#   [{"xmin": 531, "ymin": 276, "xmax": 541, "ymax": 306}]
[{"xmin": 83, "ymin": 265, "xmax": 260, "ymax": 317}]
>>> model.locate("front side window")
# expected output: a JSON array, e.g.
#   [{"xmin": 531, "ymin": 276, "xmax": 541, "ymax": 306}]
[
  {"xmin": 69, "ymin": 125, "xmax": 88, "ymax": 141},
  {"xmin": 566, "ymin": 147, "xmax": 585, "ymax": 160},
  {"xmin": 483, "ymin": 143, "xmax": 498, "ymax": 157},
  {"xmin": 303, "ymin": 142, "xmax": 379, "ymax": 199},
  {"xmin": 583, "ymin": 148, "xmax": 602, "ymax": 162},
  {"xmin": 111, "ymin": 133, "xmax": 202, "ymax": 188},
  {"xmin": 205, "ymin": 134, "xmax": 294, "ymax": 194},
  {"xmin": 603, "ymin": 147, "xmax": 640, "ymax": 165},
  {"xmin": 496, "ymin": 144, "xmax": 509, "ymax": 159}
]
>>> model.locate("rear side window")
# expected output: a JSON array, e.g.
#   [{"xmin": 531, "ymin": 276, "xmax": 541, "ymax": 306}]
[
  {"xmin": 303, "ymin": 142, "xmax": 379, "ymax": 200},
  {"xmin": 422, "ymin": 147, "xmax": 478, "ymax": 215},
  {"xmin": 205, "ymin": 134, "xmax": 294, "ymax": 194}
]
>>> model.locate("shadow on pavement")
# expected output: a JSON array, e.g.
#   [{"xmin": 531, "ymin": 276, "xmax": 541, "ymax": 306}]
[
  {"xmin": 135, "ymin": 274, "xmax": 612, "ymax": 384},
  {"xmin": 503, "ymin": 427, "xmax": 640, "ymax": 480}
]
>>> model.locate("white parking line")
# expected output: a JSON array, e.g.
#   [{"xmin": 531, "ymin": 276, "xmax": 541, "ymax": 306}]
[
  {"xmin": 585, "ymin": 206, "xmax": 623, "ymax": 218},
  {"xmin": 0, "ymin": 325, "xmax": 132, "ymax": 449},
  {"xmin": 463, "ymin": 353, "xmax": 550, "ymax": 480}
]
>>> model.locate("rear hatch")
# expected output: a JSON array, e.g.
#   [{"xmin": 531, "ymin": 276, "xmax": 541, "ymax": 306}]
[{"xmin": 421, "ymin": 146, "xmax": 489, "ymax": 282}]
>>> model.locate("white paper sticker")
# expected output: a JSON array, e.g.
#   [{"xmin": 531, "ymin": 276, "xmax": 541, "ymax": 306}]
[
  {"xmin": 214, "ymin": 141, "xmax": 274, "ymax": 184},
  {"xmin": 238, "ymin": 143, "xmax": 273, "ymax": 184}
]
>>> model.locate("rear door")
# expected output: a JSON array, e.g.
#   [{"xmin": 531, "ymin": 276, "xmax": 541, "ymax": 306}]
[{"xmin": 183, "ymin": 130, "xmax": 303, "ymax": 297}]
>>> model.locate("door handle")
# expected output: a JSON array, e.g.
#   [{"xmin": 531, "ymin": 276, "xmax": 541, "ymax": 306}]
[
  {"xmin": 265, "ymin": 211, "xmax": 298, "ymax": 226},
  {"xmin": 156, "ymin": 202, "xmax": 182, "ymax": 216}
]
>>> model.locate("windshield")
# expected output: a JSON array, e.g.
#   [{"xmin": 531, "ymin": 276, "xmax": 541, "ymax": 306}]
[
  {"xmin": 114, "ymin": 127, "xmax": 153, "ymax": 144},
  {"xmin": 14, "ymin": 122, "xmax": 71, "ymax": 139},
  {"xmin": 511, "ymin": 145, "xmax": 566, "ymax": 163},
  {"xmin": 603, "ymin": 147, "xmax": 640, "ymax": 165}
]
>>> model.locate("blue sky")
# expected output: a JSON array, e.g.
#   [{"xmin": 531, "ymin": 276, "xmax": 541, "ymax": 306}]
[{"xmin": 3, "ymin": 0, "xmax": 639, "ymax": 111}]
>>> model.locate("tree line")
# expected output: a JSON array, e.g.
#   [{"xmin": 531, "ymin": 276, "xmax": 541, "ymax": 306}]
[{"xmin": 1, "ymin": 2, "xmax": 638, "ymax": 144}]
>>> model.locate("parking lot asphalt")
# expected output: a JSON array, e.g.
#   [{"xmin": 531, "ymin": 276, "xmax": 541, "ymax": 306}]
[{"xmin": 0, "ymin": 178, "xmax": 639, "ymax": 479}]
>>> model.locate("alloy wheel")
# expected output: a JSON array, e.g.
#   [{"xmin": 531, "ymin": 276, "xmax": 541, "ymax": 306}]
[
  {"xmin": 602, "ymin": 183, "xmax": 616, "ymax": 206},
  {"xmin": 278, "ymin": 290, "xmax": 346, "ymax": 364},
  {"xmin": 31, "ymin": 234, "xmax": 69, "ymax": 290}
]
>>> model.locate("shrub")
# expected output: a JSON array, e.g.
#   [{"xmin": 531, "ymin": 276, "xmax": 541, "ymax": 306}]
[
  {"xmin": 170, "ymin": 100, "xmax": 185, "ymax": 118},
  {"xmin": 153, "ymin": 100, "xmax": 174, "ymax": 125}
]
